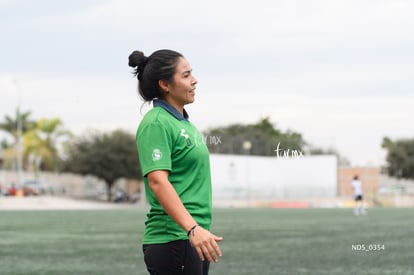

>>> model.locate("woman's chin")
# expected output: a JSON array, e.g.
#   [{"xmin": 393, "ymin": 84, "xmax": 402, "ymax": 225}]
[{"xmin": 187, "ymin": 94, "xmax": 195, "ymax": 104}]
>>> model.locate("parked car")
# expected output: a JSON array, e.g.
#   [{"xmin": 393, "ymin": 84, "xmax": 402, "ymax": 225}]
[
  {"xmin": 0, "ymin": 179, "xmax": 64, "ymax": 196},
  {"xmin": 22, "ymin": 181, "xmax": 39, "ymax": 196},
  {"xmin": 21, "ymin": 179, "xmax": 65, "ymax": 196},
  {"xmin": 0, "ymin": 183, "xmax": 18, "ymax": 196},
  {"xmin": 22, "ymin": 179, "xmax": 50, "ymax": 196}
]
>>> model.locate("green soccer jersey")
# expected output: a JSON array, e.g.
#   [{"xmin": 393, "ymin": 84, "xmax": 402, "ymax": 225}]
[{"xmin": 136, "ymin": 99, "xmax": 212, "ymax": 244}]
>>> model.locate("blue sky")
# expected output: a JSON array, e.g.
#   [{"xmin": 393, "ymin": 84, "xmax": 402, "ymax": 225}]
[{"xmin": 1, "ymin": 0, "xmax": 413, "ymax": 166}]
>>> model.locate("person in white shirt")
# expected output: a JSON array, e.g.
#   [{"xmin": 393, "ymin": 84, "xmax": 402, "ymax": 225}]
[{"xmin": 351, "ymin": 175, "xmax": 366, "ymax": 215}]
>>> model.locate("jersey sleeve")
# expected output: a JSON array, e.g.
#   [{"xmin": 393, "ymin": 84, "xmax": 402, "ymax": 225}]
[{"xmin": 136, "ymin": 122, "xmax": 172, "ymax": 177}]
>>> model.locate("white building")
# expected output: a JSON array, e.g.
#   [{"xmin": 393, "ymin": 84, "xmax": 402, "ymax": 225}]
[{"xmin": 210, "ymin": 154, "xmax": 337, "ymax": 202}]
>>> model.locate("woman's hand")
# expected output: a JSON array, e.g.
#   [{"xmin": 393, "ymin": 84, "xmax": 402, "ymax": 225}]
[{"xmin": 189, "ymin": 226, "xmax": 223, "ymax": 262}]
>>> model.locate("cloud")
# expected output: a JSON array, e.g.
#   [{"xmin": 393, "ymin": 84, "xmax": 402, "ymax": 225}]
[
  {"xmin": 1, "ymin": 0, "xmax": 413, "ymax": 166},
  {"xmin": 2, "ymin": 0, "xmax": 413, "ymax": 77}
]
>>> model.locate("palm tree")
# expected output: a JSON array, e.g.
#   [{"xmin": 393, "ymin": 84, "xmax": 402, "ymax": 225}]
[
  {"xmin": 0, "ymin": 108, "xmax": 36, "ymax": 143},
  {"xmin": 0, "ymin": 108, "xmax": 36, "ymax": 171},
  {"xmin": 23, "ymin": 118, "xmax": 71, "ymax": 171}
]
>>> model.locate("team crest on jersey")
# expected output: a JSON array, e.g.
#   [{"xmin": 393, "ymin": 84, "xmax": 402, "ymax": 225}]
[
  {"xmin": 152, "ymin": 148, "xmax": 162, "ymax": 161},
  {"xmin": 180, "ymin": 129, "xmax": 192, "ymax": 146}
]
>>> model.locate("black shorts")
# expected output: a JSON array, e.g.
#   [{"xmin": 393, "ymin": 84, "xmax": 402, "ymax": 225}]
[
  {"xmin": 143, "ymin": 240, "xmax": 210, "ymax": 275},
  {"xmin": 354, "ymin": 195, "xmax": 363, "ymax": 201}
]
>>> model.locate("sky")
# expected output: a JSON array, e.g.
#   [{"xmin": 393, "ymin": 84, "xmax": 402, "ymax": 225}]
[{"xmin": 0, "ymin": 0, "xmax": 413, "ymax": 167}]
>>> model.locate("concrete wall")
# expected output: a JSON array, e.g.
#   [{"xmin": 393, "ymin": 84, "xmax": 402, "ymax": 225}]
[
  {"xmin": 210, "ymin": 154, "xmax": 338, "ymax": 201},
  {"xmin": 0, "ymin": 170, "xmax": 106, "ymax": 198}
]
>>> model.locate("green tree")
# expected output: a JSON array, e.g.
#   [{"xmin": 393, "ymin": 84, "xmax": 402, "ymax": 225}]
[
  {"xmin": 61, "ymin": 130, "xmax": 142, "ymax": 201},
  {"xmin": 23, "ymin": 118, "xmax": 71, "ymax": 171},
  {"xmin": 0, "ymin": 108, "xmax": 36, "ymax": 169},
  {"xmin": 204, "ymin": 117, "xmax": 306, "ymax": 156},
  {"xmin": 0, "ymin": 108, "xmax": 36, "ymax": 142},
  {"xmin": 382, "ymin": 137, "xmax": 414, "ymax": 179}
]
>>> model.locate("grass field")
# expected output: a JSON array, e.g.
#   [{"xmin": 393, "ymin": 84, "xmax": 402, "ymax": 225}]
[{"xmin": 1, "ymin": 207, "xmax": 414, "ymax": 275}]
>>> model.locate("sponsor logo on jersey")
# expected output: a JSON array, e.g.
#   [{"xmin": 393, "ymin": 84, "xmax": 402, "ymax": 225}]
[{"xmin": 152, "ymin": 148, "xmax": 162, "ymax": 161}]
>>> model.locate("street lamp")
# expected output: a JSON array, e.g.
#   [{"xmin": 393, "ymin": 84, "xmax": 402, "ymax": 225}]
[
  {"xmin": 14, "ymin": 80, "xmax": 23, "ymax": 187},
  {"xmin": 243, "ymin": 141, "xmax": 252, "ymax": 207},
  {"xmin": 17, "ymin": 108, "xmax": 23, "ymax": 186}
]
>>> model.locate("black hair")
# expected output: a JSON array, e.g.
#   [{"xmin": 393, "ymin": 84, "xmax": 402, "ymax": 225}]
[{"xmin": 128, "ymin": 49, "xmax": 183, "ymax": 101}]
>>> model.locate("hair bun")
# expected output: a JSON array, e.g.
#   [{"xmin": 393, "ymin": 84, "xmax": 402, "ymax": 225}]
[{"xmin": 128, "ymin": 50, "xmax": 148, "ymax": 69}]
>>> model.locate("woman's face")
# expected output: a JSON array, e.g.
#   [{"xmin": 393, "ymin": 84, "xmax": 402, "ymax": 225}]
[{"xmin": 165, "ymin": 57, "xmax": 198, "ymax": 107}]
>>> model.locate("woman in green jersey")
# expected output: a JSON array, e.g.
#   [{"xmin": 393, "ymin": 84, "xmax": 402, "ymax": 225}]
[{"xmin": 128, "ymin": 49, "xmax": 222, "ymax": 275}]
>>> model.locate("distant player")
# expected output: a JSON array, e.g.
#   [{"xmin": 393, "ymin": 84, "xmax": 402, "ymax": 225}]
[{"xmin": 351, "ymin": 175, "xmax": 366, "ymax": 216}]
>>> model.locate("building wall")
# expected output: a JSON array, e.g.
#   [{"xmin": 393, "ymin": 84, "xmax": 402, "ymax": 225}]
[
  {"xmin": 210, "ymin": 154, "xmax": 338, "ymax": 200},
  {"xmin": 1, "ymin": 170, "xmax": 144, "ymax": 201},
  {"xmin": 1, "ymin": 170, "xmax": 106, "ymax": 198}
]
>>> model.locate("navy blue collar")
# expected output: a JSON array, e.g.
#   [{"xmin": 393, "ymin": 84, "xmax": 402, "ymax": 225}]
[{"xmin": 153, "ymin": 99, "xmax": 189, "ymax": 121}]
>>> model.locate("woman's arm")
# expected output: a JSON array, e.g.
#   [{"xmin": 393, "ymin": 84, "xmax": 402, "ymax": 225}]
[{"xmin": 147, "ymin": 170, "xmax": 223, "ymax": 262}]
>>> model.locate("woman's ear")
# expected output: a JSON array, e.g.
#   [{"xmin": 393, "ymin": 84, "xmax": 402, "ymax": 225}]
[{"xmin": 158, "ymin": 79, "xmax": 170, "ymax": 93}]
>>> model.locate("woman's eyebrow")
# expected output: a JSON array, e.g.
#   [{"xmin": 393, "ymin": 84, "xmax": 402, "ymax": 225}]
[{"xmin": 182, "ymin": 69, "xmax": 192, "ymax": 75}]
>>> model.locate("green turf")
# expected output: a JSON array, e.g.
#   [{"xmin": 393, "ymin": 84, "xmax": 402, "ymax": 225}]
[{"xmin": 1, "ymin": 208, "xmax": 413, "ymax": 275}]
